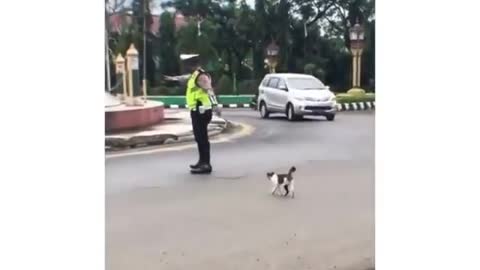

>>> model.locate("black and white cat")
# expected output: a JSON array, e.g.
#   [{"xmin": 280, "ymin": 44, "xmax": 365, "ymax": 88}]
[{"xmin": 266, "ymin": 166, "xmax": 296, "ymax": 198}]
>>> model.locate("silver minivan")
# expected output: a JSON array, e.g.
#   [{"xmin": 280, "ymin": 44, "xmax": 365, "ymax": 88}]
[{"xmin": 257, "ymin": 73, "xmax": 337, "ymax": 121}]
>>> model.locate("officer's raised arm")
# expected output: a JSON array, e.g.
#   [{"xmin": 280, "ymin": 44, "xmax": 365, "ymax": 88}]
[{"xmin": 163, "ymin": 74, "xmax": 190, "ymax": 83}]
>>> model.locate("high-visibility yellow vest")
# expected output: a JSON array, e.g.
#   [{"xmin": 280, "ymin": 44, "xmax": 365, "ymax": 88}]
[{"xmin": 186, "ymin": 69, "xmax": 213, "ymax": 111}]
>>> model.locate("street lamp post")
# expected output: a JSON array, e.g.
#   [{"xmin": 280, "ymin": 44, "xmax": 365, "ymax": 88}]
[
  {"xmin": 115, "ymin": 54, "xmax": 127, "ymax": 100},
  {"xmin": 105, "ymin": 28, "xmax": 112, "ymax": 91},
  {"xmin": 266, "ymin": 41, "xmax": 280, "ymax": 73},
  {"xmin": 349, "ymin": 19, "xmax": 365, "ymax": 89},
  {"xmin": 143, "ymin": 0, "xmax": 148, "ymax": 103},
  {"xmin": 126, "ymin": 43, "xmax": 141, "ymax": 106}
]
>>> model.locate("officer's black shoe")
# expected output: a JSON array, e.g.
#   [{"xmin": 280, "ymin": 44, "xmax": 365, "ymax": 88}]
[
  {"xmin": 189, "ymin": 162, "xmax": 201, "ymax": 169},
  {"xmin": 190, "ymin": 163, "xmax": 212, "ymax": 174}
]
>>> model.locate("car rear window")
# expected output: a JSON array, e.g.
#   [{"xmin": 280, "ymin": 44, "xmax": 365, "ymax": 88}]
[{"xmin": 261, "ymin": 77, "xmax": 271, "ymax": 86}]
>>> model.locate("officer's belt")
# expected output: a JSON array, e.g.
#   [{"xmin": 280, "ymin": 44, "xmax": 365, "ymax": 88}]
[{"xmin": 190, "ymin": 105, "xmax": 213, "ymax": 111}]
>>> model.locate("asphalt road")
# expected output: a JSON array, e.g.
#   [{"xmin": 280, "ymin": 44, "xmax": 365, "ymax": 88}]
[{"xmin": 106, "ymin": 110, "xmax": 375, "ymax": 270}]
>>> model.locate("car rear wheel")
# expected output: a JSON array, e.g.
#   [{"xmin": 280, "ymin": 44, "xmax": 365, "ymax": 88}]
[{"xmin": 259, "ymin": 101, "xmax": 270, "ymax": 119}]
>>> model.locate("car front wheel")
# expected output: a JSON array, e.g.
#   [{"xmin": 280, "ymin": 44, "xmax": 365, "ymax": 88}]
[
  {"xmin": 326, "ymin": 114, "xmax": 335, "ymax": 121},
  {"xmin": 287, "ymin": 104, "xmax": 297, "ymax": 121}
]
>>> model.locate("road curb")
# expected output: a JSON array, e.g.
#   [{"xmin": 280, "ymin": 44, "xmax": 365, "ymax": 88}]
[
  {"xmin": 249, "ymin": 101, "xmax": 376, "ymax": 111},
  {"xmin": 164, "ymin": 102, "xmax": 376, "ymax": 111},
  {"xmin": 105, "ymin": 121, "xmax": 229, "ymax": 151},
  {"xmin": 336, "ymin": 101, "xmax": 376, "ymax": 111},
  {"xmin": 163, "ymin": 103, "xmax": 253, "ymax": 109}
]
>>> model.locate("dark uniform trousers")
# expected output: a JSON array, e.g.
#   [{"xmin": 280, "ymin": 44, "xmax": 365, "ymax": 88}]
[{"xmin": 190, "ymin": 108, "xmax": 213, "ymax": 165}]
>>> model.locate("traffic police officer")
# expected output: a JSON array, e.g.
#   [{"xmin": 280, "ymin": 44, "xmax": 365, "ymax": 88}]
[{"xmin": 180, "ymin": 54, "xmax": 220, "ymax": 174}]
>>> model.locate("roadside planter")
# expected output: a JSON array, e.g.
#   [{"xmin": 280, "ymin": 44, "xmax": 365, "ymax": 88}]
[{"xmin": 335, "ymin": 93, "xmax": 375, "ymax": 111}]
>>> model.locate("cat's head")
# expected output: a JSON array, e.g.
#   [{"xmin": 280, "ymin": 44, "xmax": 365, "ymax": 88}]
[{"xmin": 266, "ymin": 172, "xmax": 275, "ymax": 179}]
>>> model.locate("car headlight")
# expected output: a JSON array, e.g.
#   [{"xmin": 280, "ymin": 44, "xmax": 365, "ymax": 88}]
[
  {"xmin": 329, "ymin": 96, "xmax": 337, "ymax": 106},
  {"xmin": 294, "ymin": 96, "xmax": 306, "ymax": 101}
]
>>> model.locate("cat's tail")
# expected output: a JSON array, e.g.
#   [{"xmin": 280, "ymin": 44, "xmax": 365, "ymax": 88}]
[{"xmin": 288, "ymin": 166, "xmax": 296, "ymax": 177}]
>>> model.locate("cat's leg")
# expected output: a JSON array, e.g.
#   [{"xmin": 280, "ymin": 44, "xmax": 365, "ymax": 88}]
[
  {"xmin": 271, "ymin": 184, "xmax": 279, "ymax": 195},
  {"xmin": 283, "ymin": 184, "xmax": 289, "ymax": 196},
  {"xmin": 290, "ymin": 181, "xmax": 295, "ymax": 198}
]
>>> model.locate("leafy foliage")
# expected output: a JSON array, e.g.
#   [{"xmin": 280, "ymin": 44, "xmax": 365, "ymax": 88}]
[{"xmin": 106, "ymin": 0, "xmax": 376, "ymax": 93}]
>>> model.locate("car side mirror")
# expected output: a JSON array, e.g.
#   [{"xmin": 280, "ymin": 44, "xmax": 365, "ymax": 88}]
[{"xmin": 279, "ymin": 86, "xmax": 288, "ymax": 91}]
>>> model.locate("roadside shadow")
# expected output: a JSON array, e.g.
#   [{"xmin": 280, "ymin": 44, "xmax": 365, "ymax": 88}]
[{"xmin": 266, "ymin": 115, "xmax": 328, "ymax": 122}]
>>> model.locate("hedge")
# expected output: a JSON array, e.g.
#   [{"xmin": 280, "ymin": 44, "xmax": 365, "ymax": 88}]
[{"xmin": 336, "ymin": 93, "xmax": 375, "ymax": 104}]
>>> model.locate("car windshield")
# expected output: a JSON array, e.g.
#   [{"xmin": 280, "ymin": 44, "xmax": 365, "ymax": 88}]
[{"xmin": 287, "ymin": 77, "xmax": 325, "ymax": 90}]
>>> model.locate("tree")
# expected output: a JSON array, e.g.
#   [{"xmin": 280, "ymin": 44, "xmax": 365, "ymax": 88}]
[
  {"xmin": 252, "ymin": 0, "xmax": 268, "ymax": 80},
  {"xmin": 291, "ymin": 0, "xmax": 336, "ymax": 27},
  {"xmin": 106, "ymin": 0, "xmax": 376, "ymax": 93},
  {"xmin": 157, "ymin": 12, "xmax": 180, "ymax": 76},
  {"xmin": 131, "ymin": 0, "xmax": 156, "ymax": 85},
  {"xmin": 105, "ymin": 0, "xmax": 129, "ymax": 90},
  {"xmin": 322, "ymin": 0, "xmax": 375, "ymax": 89},
  {"xmin": 162, "ymin": 0, "xmax": 215, "ymax": 17},
  {"xmin": 176, "ymin": 17, "xmax": 219, "ymax": 70},
  {"xmin": 209, "ymin": 0, "xmax": 255, "ymax": 80},
  {"xmin": 232, "ymin": 0, "xmax": 256, "ymax": 79},
  {"xmin": 272, "ymin": 0, "xmax": 292, "ymax": 71}
]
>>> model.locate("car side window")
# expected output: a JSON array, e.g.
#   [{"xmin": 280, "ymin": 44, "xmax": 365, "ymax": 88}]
[
  {"xmin": 278, "ymin": 79, "xmax": 287, "ymax": 90},
  {"xmin": 267, "ymin": 77, "xmax": 279, "ymax": 88}
]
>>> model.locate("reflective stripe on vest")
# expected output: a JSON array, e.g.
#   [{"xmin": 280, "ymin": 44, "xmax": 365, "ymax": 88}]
[{"xmin": 186, "ymin": 69, "xmax": 212, "ymax": 111}]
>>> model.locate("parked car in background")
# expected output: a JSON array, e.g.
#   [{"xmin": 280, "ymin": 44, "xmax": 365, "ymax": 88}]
[{"xmin": 257, "ymin": 73, "xmax": 337, "ymax": 121}]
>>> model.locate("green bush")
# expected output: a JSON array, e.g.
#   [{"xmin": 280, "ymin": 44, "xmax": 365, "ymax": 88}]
[
  {"xmin": 304, "ymin": 63, "xmax": 316, "ymax": 74},
  {"xmin": 347, "ymin": 88, "xmax": 366, "ymax": 96},
  {"xmin": 237, "ymin": 79, "xmax": 259, "ymax": 95},
  {"xmin": 336, "ymin": 93, "xmax": 375, "ymax": 104},
  {"xmin": 149, "ymin": 85, "xmax": 184, "ymax": 96},
  {"xmin": 215, "ymin": 75, "xmax": 233, "ymax": 95}
]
